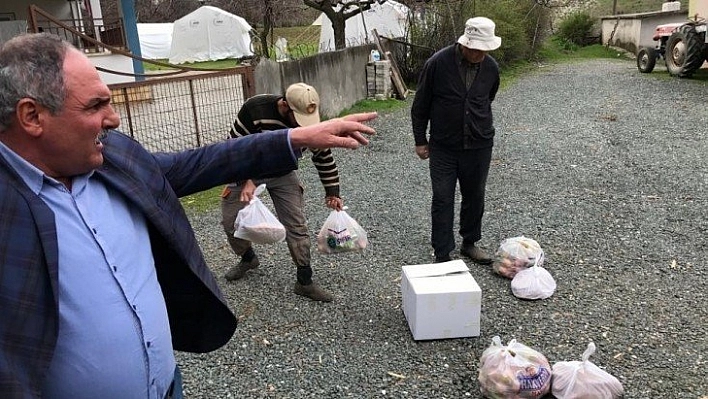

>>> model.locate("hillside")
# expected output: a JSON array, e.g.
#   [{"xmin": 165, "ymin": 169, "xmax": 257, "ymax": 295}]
[{"xmin": 589, "ymin": 0, "xmax": 690, "ymax": 15}]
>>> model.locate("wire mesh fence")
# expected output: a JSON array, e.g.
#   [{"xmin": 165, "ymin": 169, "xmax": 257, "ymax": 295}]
[{"xmin": 108, "ymin": 67, "xmax": 255, "ymax": 152}]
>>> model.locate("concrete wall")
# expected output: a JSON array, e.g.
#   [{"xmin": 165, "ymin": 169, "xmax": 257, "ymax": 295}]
[
  {"xmin": 601, "ymin": 10, "xmax": 688, "ymax": 54},
  {"xmin": 602, "ymin": 18, "xmax": 642, "ymax": 52},
  {"xmin": 255, "ymin": 44, "xmax": 374, "ymax": 119}
]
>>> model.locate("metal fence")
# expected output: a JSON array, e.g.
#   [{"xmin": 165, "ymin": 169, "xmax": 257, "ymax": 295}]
[{"xmin": 108, "ymin": 67, "xmax": 255, "ymax": 152}]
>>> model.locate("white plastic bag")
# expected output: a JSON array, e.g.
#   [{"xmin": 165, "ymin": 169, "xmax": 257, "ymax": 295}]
[
  {"xmin": 493, "ymin": 236, "xmax": 544, "ymax": 279},
  {"xmin": 511, "ymin": 255, "xmax": 556, "ymax": 300},
  {"xmin": 316, "ymin": 208, "xmax": 368, "ymax": 254},
  {"xmin": 233, "ymin": 184, "xmax": 286, "ymax": 244},
  {"xmin": 552, "ymin": 342, "xmax": 624, "ymax": 399},
  {"xmin": 478, "ymin": 336, "xmax": 552, "ymax": 399}
]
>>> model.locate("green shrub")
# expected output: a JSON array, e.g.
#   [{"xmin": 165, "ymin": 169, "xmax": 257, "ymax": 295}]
[
  {"xmin": 403, "ymin": 0, "xmax": 551, "ymax": 83},
  {"xmin": 557, "ymin": 12, "xmax": 597, "ymax": 47},
  {"xmin": 475, "ymin": 0, "xmax": 547, "ymax": 66}
]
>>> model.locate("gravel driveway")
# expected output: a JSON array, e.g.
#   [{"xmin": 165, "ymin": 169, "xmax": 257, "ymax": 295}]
[{"xmin": 179, "ymin": 58, "xmax": 707, "ymax": 398}]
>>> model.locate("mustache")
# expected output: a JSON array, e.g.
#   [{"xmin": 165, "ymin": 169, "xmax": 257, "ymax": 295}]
[{"xmin": 98, "ymin": 129, "xmax": 109, "ymax": 140}]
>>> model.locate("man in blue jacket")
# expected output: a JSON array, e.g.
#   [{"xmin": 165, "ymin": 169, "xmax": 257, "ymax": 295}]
[
  {"xmin": 0, "ymin": 33, "xmax": 375, "ymax": 399},
  {"xmin": 411, "ymin": 17, "xmax": 501, "ymax": 264}
]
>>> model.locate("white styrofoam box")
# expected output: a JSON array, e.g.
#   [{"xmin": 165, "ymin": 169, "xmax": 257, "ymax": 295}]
[
  {"xmin": 662, "ymin": 1, "xmax": 681, "ymax": 11},
  {"xmin": 401, "ymin": 260, "xmax": 482, "ymax": 340}
]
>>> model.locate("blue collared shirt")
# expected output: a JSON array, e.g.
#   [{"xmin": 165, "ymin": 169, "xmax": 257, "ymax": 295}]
[{"xmin": 0, "ymin": 142, "xmax": 175, "ymax": 399}]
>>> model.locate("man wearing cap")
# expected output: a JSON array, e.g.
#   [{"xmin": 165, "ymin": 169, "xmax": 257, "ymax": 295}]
[
  {"xmin": 411, "ymin": 16, "xmax": 501, "ymax": 264},
  {"xmin": 220, "ymin": 83, "xmax": 341, "ymax": 302}
]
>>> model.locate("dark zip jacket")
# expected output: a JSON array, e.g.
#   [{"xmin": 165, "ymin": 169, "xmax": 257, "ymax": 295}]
[{"xmin": 411, "ymin": 44, "xmax": 500, "ymax": 150}]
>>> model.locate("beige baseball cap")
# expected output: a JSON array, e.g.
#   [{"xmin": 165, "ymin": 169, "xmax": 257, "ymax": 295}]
[{"xmin": 285, "ymin": 83, "xmax": 321, "ymax": 127}]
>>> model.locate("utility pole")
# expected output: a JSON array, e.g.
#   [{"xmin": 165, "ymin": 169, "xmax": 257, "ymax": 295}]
[{"xmin": 612, "ymin": 0, "xmax": 617, "ymax": 15}]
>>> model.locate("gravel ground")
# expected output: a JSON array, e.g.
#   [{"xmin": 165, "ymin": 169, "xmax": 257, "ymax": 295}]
[{"xmin": 178, "ymin": 58, "xmax": 707, "ymax": 398}]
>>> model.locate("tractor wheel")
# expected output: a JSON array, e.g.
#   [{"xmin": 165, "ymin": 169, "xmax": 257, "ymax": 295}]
[
  {"xmin": 665, "ymin": 23, "xmax": 706, "ymax": 78},
  {"xmin": 636, "ymin": 47, "xmax": 657, "ymax": 73}
]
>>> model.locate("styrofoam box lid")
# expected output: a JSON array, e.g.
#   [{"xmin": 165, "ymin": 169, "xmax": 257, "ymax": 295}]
[{"xmin": 402, "ymin": 260, "xmax": 481, "ymax": 293}]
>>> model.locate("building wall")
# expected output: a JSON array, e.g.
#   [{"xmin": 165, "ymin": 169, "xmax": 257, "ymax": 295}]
[
  {"xmin": 3, "ymin": 0, "xmax": 72, "ymax": 21},
  {"xmin": 601, "ymin": 10, "xmax": 688, "ymax": 54},
  {"xmin": 690, "ymin": 0, "xmax": 708, "ymax": 19},
  {"xmin": 602, "ymin": 18, "xmax": 642, "ymax": 53},
  {"xmin": 0, "ymin": 1, "xmax": 138, "ymax": 84}
]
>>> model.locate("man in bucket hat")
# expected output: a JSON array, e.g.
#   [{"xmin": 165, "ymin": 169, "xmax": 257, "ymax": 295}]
[
  {"xmin": 220, "ymin": 83, "xmax": 343, "ymax": 302},
  {"xmin": 411, "ymin": 17, "xmax": 501, "ymax": 264}
]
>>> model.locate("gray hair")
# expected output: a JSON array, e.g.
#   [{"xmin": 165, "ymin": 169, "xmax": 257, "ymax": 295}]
[{"xmin": 0, "ymin": 33, "xmax": 72, "ymax": 132}]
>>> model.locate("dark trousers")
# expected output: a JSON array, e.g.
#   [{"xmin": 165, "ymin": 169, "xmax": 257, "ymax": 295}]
[{"xmin": 429, "ymin": 144, "xmax": 493, "ymax": 259}]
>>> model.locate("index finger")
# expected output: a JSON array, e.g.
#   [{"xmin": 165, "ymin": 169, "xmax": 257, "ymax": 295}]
[
  {"xmin": 342, "ymin": 112, "xmax": 378, "ymax": 123},
  {"xmin": 339, "ymin": 122, "xmax": 373, "ymax": 147}
]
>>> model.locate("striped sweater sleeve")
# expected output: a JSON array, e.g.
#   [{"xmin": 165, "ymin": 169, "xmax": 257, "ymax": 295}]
[{"xmin": 309, "ymin": 148, "xmax": 340, "ymax": 197}]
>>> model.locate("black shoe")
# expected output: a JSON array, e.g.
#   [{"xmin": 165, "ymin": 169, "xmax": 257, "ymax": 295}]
[
  {"xmin": 460, "ymin": 245, "xmax": 493, "ymax": 265},
  {"xmin": 224, "ymin": 254, "xmax": 260, "ymax": 281},
  {"xmin": 434, "ymin": 255, "xmax": 452, "ymax": 263}
]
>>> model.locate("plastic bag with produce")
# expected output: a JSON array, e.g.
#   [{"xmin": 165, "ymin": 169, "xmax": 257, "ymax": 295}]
[
  {"xmin": 551, "ymin": 342, "xmax": 624, "ymax": 399},
  {"xmin": 511, "ymin": 258, "xmax": 556, "ymax": 300},
  {"xmin": 493, "ymin": 236, "xmax": 544, "ymax": 279},
  {"xmin": 233, "ymin": 184, "xmax": 286, "ymax": 244},
  {"xmin": 316, "ymin": 207, "xmax": 368, "ymax": 254},
  {"xmin": 478, "ymin": 336, "xmax": 552, "ymax": 399}
]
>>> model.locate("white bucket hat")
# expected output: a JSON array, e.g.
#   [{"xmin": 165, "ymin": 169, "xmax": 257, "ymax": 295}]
[{"xmin": 457, "ymin": 17, "xmax": 502, "ymax": 51}]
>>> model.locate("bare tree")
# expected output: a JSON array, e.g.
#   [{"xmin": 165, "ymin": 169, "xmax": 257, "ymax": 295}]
[
  {"xmin": 303, "ymin": 0, "xmax": 388, "ymax": 50},
  {"xmin": 259, "ymin": 0, "xmax": 275, "ymax": 58}
]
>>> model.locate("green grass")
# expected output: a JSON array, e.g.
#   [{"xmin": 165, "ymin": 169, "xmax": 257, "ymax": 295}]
[
  {"xmin": 262, "ymin": 25, "xmax": 320, "ymax": 59},
  {"xmin": 338, "ymin": 98, "xmax": 407, "ymax": 116},
  {"xmin": 498, "ymin": 59, "xmax": 538, "ymax": 90},
  {"xmin": 536, "ymin": 37, "xmax": 629, "ymax": 61},
  {"xmin": 170, "ymin": 59, "xmax": 242, "ymax": 69},
  {"xmin": 180, "ymin": 187, "xmax": 223, "ymax": 213},
  {"xmin": 143, "ymin": 58, "xmax": 241, "ymax": 71},
  {"xmin": 533, "ymin": 36, "xmax": 708, "ymax": 83},
  {"xmin": 274, "ymin": 25, "xmax": 319, "ymax": 50},
  {"xmin": 633, "ymin": 63, "xmax": 708, "ymax": 82}
]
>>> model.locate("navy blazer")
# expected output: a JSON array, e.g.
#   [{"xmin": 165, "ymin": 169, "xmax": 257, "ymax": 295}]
[{"xmin": 0, "ymin": 129, "xmax": 298, "ymax": 398}]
